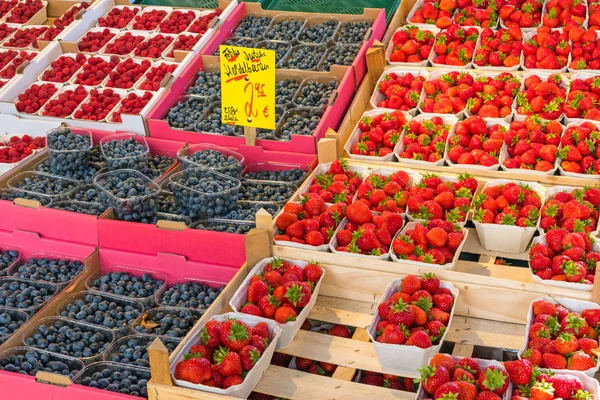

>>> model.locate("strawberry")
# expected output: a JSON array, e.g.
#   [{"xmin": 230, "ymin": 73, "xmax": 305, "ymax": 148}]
[
  {"xmin": 475, "ymin": 181, "xmax": 541, "ymax": 227},
  {"xmin": 431, "ymin": 25, "xmax": 479, "ymax": 66},
  {"xmin": 420, "ymin": 71, "xmax": 476, "ymax": 114},
  {"xmin": 350, "ymin": 111, "xmax": 408, "ymax": 158},
  {"xmin": 447, "ymin": 116, "xmax": 507, "ymax": 167},
  {"xmin": 376, "ymin": 70, "xmax": 425, "ymax": 111},
  {"xmin": 274, "ymin": 306, "xmax": 297, "ymax": 323},
  {"xmin": 500, "ymin": 0, "xmax": 544, "ymax": 28},
  {"xmin": 569, "ymin": 30, "xmax": 600, "ymax": 72},
  {"xmin": 219, "ymin": 319, "xmax": 251, "ymax": 352},
  {"xmin": 399, "ymin": 117, "xmax": 452, "ymax": 163},
  {"xmin": 417, "ymin": 364, "xmax": 451, "ymax": 394},
  {"xmin": 409, "ymin": 1, "xmax": 454, "ymax": 27},
  {"xmin": 247, "ymin": 280, "xmax": 268, "ymax": 304},
  {"xmin": 531, "ymin": 380, "xmax": 555, "ymax": 400},
  {"xmin": 568, "ymin": 350, "xmax": 596, "ymax": 370},
  {"xmin": 478, "ymin": 366, "xmax": 509, "ymax": 395},
  {"xmin": 174, "ymin": 357, "xmax": 212, "ymax": 384},
  {"xmin": 214, "ymin": 348, "xmax": 243, "ymax": 376},
  {"xmin": 516, "ymin": 73, "xmax": 567, "ymax": 120},
  {"xmin": 474, "ymin": 28, "xmax": 523, "ymax": 68},
  {"xmin": 201, "ymin": 320, "xmax": 222, "ymax": 348},
  {"xmin": 239, "ymin": 345, "xmax": 261, "ymax": 371},
  {"xmin": 542, "ymin": 353, "xmax": 567, "ymax": 369},
  {"xmin": 558, "ymin": 122, "xmax": 600, "ymax": 175},
  {"xmin": 406, "ymin": 330, "xmax": 432, "ymax": 348},
  {"xmin": 522, "ymin": 27, "xmax": 570, "ymax": 70}
]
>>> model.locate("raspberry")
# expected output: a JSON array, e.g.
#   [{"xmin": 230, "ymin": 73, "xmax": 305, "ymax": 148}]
[
  {"xmin": 39, "ymin": 53, "xmax": 87, "ymax": 83},
  {"xmin": 0, "ymin": 0, "xmax": 18, "ymax": 19},
  {"xmin": 103, "ymin": 32, "xmax": 145, "ymax": 56},
  {"xmin": 73, "ymin": 55, "xmax": 120, "ymax": 86},
  {"xmin": 72, "ymin": 88, "xmax": 120, "ymax": 121},
  {"xmin": 0, "ymin": 23, "xmax": 17, "ymax": 41},
  {"xmin": 0, "ymin": 51, "xmax": 36, "ymax": 78},
  {"xmin": 97, "ymin": 6, "xmax": 140, "ymax": 29},
  {"xmin": 188, "ymin": 9, "xmax": 221, "ymax": 34},
  {"xmin": 109, "ymin": 91, "xmax": 154, "ymax": 122},
  {"xmin": 0, "ymin": 135, "xmax": 45, "ymax": 163},
  {"xmin": 41, "ymin": 85, "xmax": 88, "ymax": 118},
  {"xmin": 138, "ymin": 61, "xmax": 177, "ymax": 91},
  {"xmin": 77, "ymin": 28, "xmax": 116, "ymax": 53},
  {"xmin": 158, "ymin": 10, "xmax": 197, "ymax": 34},
  {"xmin": 130, "ymin": 8, "xmax": 168, "ymax": 31},
  {"xmin": 5, "ymin": 0, "xmax": 43, "ymax": 23},
  {"xmin": 133, "ymin": 33, "xmax": 174, "ymax": 58},
  {"xmin": 105, "ymin": 58, "xmax": 151, "ymax": 89},
  {"xmin": 15, "ymin": 82, "xmax": 59, "ymax": 114},
  {"xmin": 2, "ymin": 26, "xmax": 48, "ymax": 49},
  {"xmin": 53, "ymin": 2, "xmax": 89, "ymax": 29},
  {"xmin": 166, "ymin": 33, "xmax": 200, "ymax": 57},
  {"xmin": 39, "ymin": 27, "xmax": 63, "ymax": 42}
]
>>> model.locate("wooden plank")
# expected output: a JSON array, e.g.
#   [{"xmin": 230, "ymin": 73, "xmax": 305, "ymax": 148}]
[
  {"xmin": 452, "ymin": 343, "xmax": 475, "ymax": 358},
  {"xmin": 148, "ymin": 382, "xmax": 238, "ymax": 400},
  {"xmin": 310, "ymin": 296, "xmax": 376, "ymax": 328},
  {"xmin": 331, "ymin": 328, "xmax": 372, "ymax": 381},
  {"xmin": 445, "ymin": 316, "xmax": 525, "ymax": 351},
  {"xmin": 254, "ymin": 365, "xmax": 415, "ymax": 400},
  {"xmin": 149, "ymin": 338, "xmax": 173, "ymax": 386}
]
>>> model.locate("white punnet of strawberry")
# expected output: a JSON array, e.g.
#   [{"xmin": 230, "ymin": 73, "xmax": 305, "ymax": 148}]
[
  {"xmin": 518, "ymin": 297, "xmax": 600, "ymax": 377},
  {"xmin": 353, "ymin": 168, "xmax": 423, "ymax": 215},
  {"xmin": 444, "ymin": 115, "xmax": 509, "ymax": 171},
  {"xmin": 390, "ymin": 220, "xmax": 469, "ymax": 270},
  {"xmin": 417, "ymin": 70, "xmax": 478, "ymax": 120},
  {"xmin": 563, "ymin": 73, "xmax": 600, "ymax": 124},
  {"xmin": 463, "ymin": 72, "xmax": 521, "ymax": 123},
  {"xmin": 386, "ymin": 24, "xmax": 440, "ymax": 67},
  {"xmin": 427, "ymin": 24, "xmax": 481, "ymax": 70},
  {"xmin": 473, "ymin": 28, "xmax": 523, "ymax": 71},
  {"xmin": 416, "ymin": 355, "xmax": 512, "ymax": 400},
  {"xmin": 229, "ymin": 257, "xmax": 324, "ymax": 349},
  {"xmin": 514, "ymin": 72, "xmax": 568, "ymax": 121},
  {"xmin": 406, "ymin": 173, "xmax": 478, "ymax": 226},
  {"xmin": 170, "ymin": 313, "xmax": 282, "ymax": 398},
  {"xmin": 367, "ymin": 274, "xmax": 459, "ymax": 375},
  {"xmin": 538, "ymin": 186, "xmax": 600, "ymax": 235},
  {"xmin": 344, "ymin": 108, "xmax": 412, "ymax": 162},
  {"xmin": 395, "ymin": 113, "xmax": 458, "ymax": 166},
  {"xmin": 473, "ymin": 179, "xmax": 546, "ymax": 254},
  {"xmin": 556, "ymin": 120, "xmax": 600, "ymax": 178},
  {"xmin": 521, "ymin": 28, "xmax": 572, "ymax": 73},
  {"xmin": 370, "ymin": 67, "xmax": 429, "ymax": 116},
  {"xmin": 296, "ymin": 159, "xmax": 368, "ymax": 204},
  {"xmin": 528, "ymin": 231, "xmax": 599, "ymax": 291}
]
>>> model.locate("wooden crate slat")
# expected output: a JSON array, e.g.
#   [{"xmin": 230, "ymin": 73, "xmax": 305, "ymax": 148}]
[
  {"xmin": 331, "ymin": 328, "xmax": 372, "ymax": 381},
  {"xmin": 445, "ymin": 316, "xmax": 525, "ymax": 351},
  {"xmin": 311, "ymin": 296, "xmax": 376, "ymax": 328}
]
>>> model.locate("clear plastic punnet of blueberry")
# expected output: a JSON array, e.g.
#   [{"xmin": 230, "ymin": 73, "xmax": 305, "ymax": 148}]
[
  {"xmin": 48, "ymin": 200, "xmax": 107, "ymax": 216},
  {"xmin": 35, "ymin": 158, "xmax": 105, "ymax": 183},
  {"xmin": 56, "ymin": 290, "xmax": 144, "ymax": 335},
  {"xmin": 284, "ymin": 43, "xmax": 328, "ymax": 71},
  {"xmin": 65, "ymin": 183, "xmax": 102, "ymax": 203},
  {"xmin": 166, "ymin": 96, "xmax": 213, "ymax": 131},
  {"xmin": 169, "ymin": 167, "xmax": 241, "ymax": 219},
  {"xmin": 276, "ymin": 76, "xmax": 302, "ymax": 106},
  {"xmin": 157, "ymin": 278, "xmax": 225, "ymax": 308},
  {"xmin": 275, "ymin": 107, "xmax": 324, "ymax": 141},
  {"xmin": 100, "ymin": 133, "xmax": 150, "ymax": 174},
  {"xmin": 192, "ymin": 219, "xmax": 256, "ymax": 235},
  {"xmin": 232, "ymin": 15, "xmax": 272, "ymax": 39},
  {"xmin": 87, "ymin": 266, "xmax": 167, "ymax": 305},
  {"xmin": 0, "ymin": 307, "xmax": 27, "ymax": 344},
  {"xmin": 242, "ymin": 162, "xmax": 308, "ymax": 186},
  {"xmin": 240, "ymin": 180, "xmax": 298, "ymax": 204},
  {"xmin": 319, "ymin": 44, "xmax": 360, "ymax": 71},
  {"xmin": 103, "ymin": 333, "xmax": 180, "ymax": 368},
  {"xmin": 46, "ymin": 127, "xmax": 93, "ymax": 176},
  {"xmin": 0, "ymin": 346, "xmax": 85, "ymax": 378},
  {"xmin": 0, "ymin": 188, "xmax": 53, "ymax": 206},
  {"xmin": 186, "ymin": 71, "xmax": 221, "ymax": 98},
  {"xmin": 8, "ymin": 254, "xmax": 84, "ymax": 285},
  {"xmin": 22, "ymin": 316, "xmax": 115, "ymax": 360},
  {"xmin": 195, "ymin": 101, "xmax": 243, "ymax": 136},
  {"xmin": 293, "ymin": 78, "xmax": 340, "ymax": 109},
  {"xmin": 132, "ymin": 307, "xmax": 202, "ymax": 338},
  {"xmin": 0, "ymin": 247, "xmax": 21, "ymax": 277},
  {"xmin": 222, "ymin": 201, "xmax": 280, "ymax": 221},
  {"xmin": 75, "ymin": 361, "xmax": 151, "ymax": 397},
  {"xmin": 0, "ymin": 277, "xmax": 58, "ymax": 314},
  {"xmin": 264, "ymin": 15, "xmax": 306, "ymax": 41},
  {"xmin": 8, "ymin": 171, "xmax": 80, "ymax": 198},
  {"xmin": 297, "ymin": 17, "xmax": 340, "ymax": 44},
  {"xmin": 256, "ymin": 105, "xmax": 285, "ymax": 140},
  {"xmin": 93, "ymin": 169, "xmax": 160, "ymax": 223},
  {"xmin": 335, "ymin": 20, "xmax": 371, "ymax": 44},
  {"xmin": 178, "ymin": 143, "xmax": 245, "ymax": 179},
  {"xmin": 213, "ymin": 36, "xmax": 256, "ymax": 56},
  {"xmin": 255, "ymin": 39, "xmax": 292, "ymax": 65}
]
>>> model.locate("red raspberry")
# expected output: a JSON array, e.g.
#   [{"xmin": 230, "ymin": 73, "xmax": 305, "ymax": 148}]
[
  {"xmin": 188, "ymin": 9, "xmax": 221, "ymax": 34},
  {"xmin": 97, "ymin": 6, "xmax": 140, "ymax": 29},
  {"xmin": 0, "ymin": 23, "xmax": 17, "ymax": 41},
  {"xmin": 77, "ymin": 28, "xmax": 116, "ymax": 53},
  {"xmin": 138, "ymin": 61, "xmax": 177, "ymax": 91},
  {"xmin": 130, "ymin": 9, "xmax": 168, "ymax": 31},
  {"xmin": 72, "ymin": 55, "xmax": 120, "ymax": 86},
  {"xmin": 0, "ymin": 135, "xmax": 45, "ymax": 163},
  {"xmin": 5, "ymin": 0, "xmax": 43, "ymax": 24},
  {"xmin": 105, "ymin": 58, "xmax": 151, "ymax": 89},
  {"xmin": 0, "ymin": 0, "xmax": 18, "ymax": 19},
  {"xmin": 15, "ymin": 83, "xmax": 58, "ymax": 114},
  {"xmin": 103, "ymin": 32, "xmax": 145, "ymax": 56},
  {"xmin": 158, "ymin": 10, "xmax": 197, "ymax": 34},
  {"xmin": 40, "ymin": 53, "xmax": 87, "ymax": 83},
  {"xmin": 109, "ymin": 91, "xmax": 154, "ymax": 122},
  {"xmin": 0, "ymin": 51, "xmax": 36, "ymax": 78},
  {"xmin": 133, "ymin": 34, "xmax": 174, "ymax": 58},
  {"xmin": 166, "ymin": 33, "xmax": 200, "ymax": 57},
  {"xmin": 72, "ymin": 88, "xmax": 121, "ymax": 121},
  {"xmin": 53, "ymin": 2, "xmax": 89, "ymax": 29},
  {"xmin": 2, "ymin": 26, "xmax": 48, "ymax": 49},
  {"xmin": 41, "ymin": 85, "xmax": 88, "ymax": 118}
]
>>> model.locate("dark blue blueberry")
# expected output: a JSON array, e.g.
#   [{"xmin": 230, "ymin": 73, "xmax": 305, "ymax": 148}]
[
  {"xmin": 48, "ymin": 200, "xmax": 106, "ymax": 216},
  {"xmin": 148, "ymin": 155, "xmax": 175, "ymax": 172},
  {"xmin": 265, "ymin": 18, "xmax": 305, "ymax": 41},
  {"xmin": 0, "ymin": 248, "xmax": 19, "ymax": 276},
  {"xmin": 9, "ymin": 173, "xmax": 79, "ymax": 197},
  {"xmin": 47, "ymin": 128, "xmax": 92, "ymax": 176},
  {"xmin": 240, "ymin": 181, "xmax": 297, "ymax": 203},
  {"xmin": 223, "ymin": 201, "xmax": 280, "ymax": 221},
  {"xmin": 0, "ymin": 309, "xmax": 27, "ymax": 343},
  {"xmin": 276, "ymin": 78, "xmax": 301, "ymax": 106},
  {"xmin": 159, "ymin": 281, "xmax": 224, "ymax": 308},
  {"xmin": 0, "ymin": 279, "xmax": 57, "ymax": 313},
  {"xmin": 0, "ymin": 189, "xmax": 52, "ymax": 205},
  {"xmin": 336, "ymin": 21, "xmax": 370, "ymax": 44},
  {"xmin": 181, "ymin": 148, "xmax": 243, "ymax": 178},
  {"xmin": 232, "ymin": 15, "xmax": 271, "ymax": 38},
  {"xmin": 167, "ymin": 96, "xmax": 212, "ymax": 131},
  {"xmin": 133, "ymin": 308, "xmax": 201, "ymax": 338},
  {"xmin": 294, "ymin": 80, "xmax": 339, "ymax": 109},
  {"xmin": 186, "ymin": 71, "xmax": 220, "ymax": 97},
  {"xmin": 11, "ymin": 256, "xmax": 83, "ymax": 284},
  {"xmin": 319, "ymin": 44, "xmax": 360, "ymax": 71},
  {"xmin": 276, "ymin": 108, "xmax": 323, "ymax": 140},
  {"xmin": 243, "ymin": 168, "xmax": 307, "ymax": 184},
  {"xmin": 107, "ymin": 334, "xmax": 179, "ymax": 367},
  {"xmin": 35, "ymin": 159, "xmax": 103, "ymax": 182},
  {"xmin": 284, "ymin": 44, "xmax": 327, "ymax": 70},
  {"xmin": 0, "ymin": 348, "xmax": 83, "ymax": 377},
  {"xmin": 157, "ymin": 191, "xmax": 187, "ymax": 215},
  {"xmin": 195, "ymin": 103, "xmax": 243, "ymax": 136},
  {"xmin": 66, "ymin": 184, "xmax": 102, "ymax": 203},
  {"xmin": 90, "ymin": 271, "xmax": 164, "ymax": 301},
  {"xmin": 256, "ymin": 40, "xmax": 292, "ymax": 64},
  {"xmin": 298, "ymin": 19, "xmax": 339, "ymax": 44},
  {"xmin": 101, "ymin": 138, "xmax": 149, "ymax": 173},
  {"xmin": 76, "ymin": 363, "xmax": 151, "ymax": 398},
  {"xmin": 192, "ymin": 219, "xmax": 255, "ymax": 234}
]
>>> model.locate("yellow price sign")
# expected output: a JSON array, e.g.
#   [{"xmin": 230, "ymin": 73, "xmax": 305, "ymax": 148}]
[{"xmin": 220, "ymin": 45, "xmax": 276, "ymax": 130}]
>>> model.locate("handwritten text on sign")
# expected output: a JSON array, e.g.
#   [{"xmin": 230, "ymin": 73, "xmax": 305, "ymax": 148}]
[{"xmin": 220, "ymin": 46, "xmax": 276, "ymax": 130}]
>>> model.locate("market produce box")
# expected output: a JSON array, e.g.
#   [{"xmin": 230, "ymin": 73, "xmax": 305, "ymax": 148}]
[{"xmin": 0, "ymin": 128, "xmax": 185, "ymax": 246}]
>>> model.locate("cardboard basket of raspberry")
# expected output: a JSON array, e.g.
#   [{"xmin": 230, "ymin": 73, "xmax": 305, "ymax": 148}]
[
  {"xmin": 106, "ymin": 90, "xmax": 158, "ymax": 124},
  {"xmin": 133, "ymin": 60, "xmax": 180, "ymax": 92},
  {"xmin": 406, "ymin": 174, "xmax": 475, "ymax": 226},
  {"xmin": 518, "ymin": 296, "xmax": 600, "ymax": 375},
  {"xmin": 528, "ymin": 234, "xmax": 600, "ymax": 291},
  {"xmin": 563, "ymin": 72, "xmax": 600, "ymax": 124},
  {"xmin": 395, "ymin": 113, "xmax": 457, "ymax": 167},
  {"xmin": 427, "ymin": 25, "xmax": 481, "ymax": 69},
  {"xmin": 416, "ymin": 355, "xmax": 513, "ymax": 400},
  {"xmin": 36, "ymin": 85, "xmax": 89, "ymax": 120},
  {"xmin": 444, "ymin": 117, "xmax": 510, "ymax": 172},
  {"xmin": 557, "ymin": 120, "xmax": 600, "ymax": 178},
  {"xmin": 296, "ymin": 160, "xmax": 368, "ymax": 204},
  {"xmin": 538, "ymin": 185, "xmax": 600, "ymax": 235},
  {"xmin": 367, "ymin": 275, "xmax": 459, "ymax": 375},
  {"xmin": 390, "ymin": 220, "xmax": 469, "ymax": 270},
  {"xmin": 370, "ymin": 68, "xmax": 429, "ymax": 116},
  {"xmin": 37, "ymin": 53, "xmax": 87, "ymax": 84},
  {"xmin": 170, "ymin": 313, "xmax": 282, "ymax": 398},
  {"xmin": 386, "ymin": 25, "xmax": 439, "ymax": 67},
  {"xmin": 0, "ymin": 25, "xmax": 48, "ymax": 50},
  {"xmin": 13, "ymin": 81, "xmax": 63, "ymax": 116},
  {"xmin": 328, "ymin": 210, "xmax": 404, "ymax": 261},
  {"xmin": 75, "ymin": 27, "xmax": 120, "ymax": 54},
  {"xmin": 520, "ymin": 28, "xmax": 571, "ymax": 73},
  {"xmin": 514, "ymin": 71, "xmax": 568, "ymax": 121},
  {"xmin": 473, "ymin": 179, "xmax": 546, "ymax": 254},
  {"xmin": 96, "ymin": 5, "xmax": 142, "ymax": 29},
  {"xmin": 229, "ymin": 257, "xmax": 324, "ymax": 349},
  {"xmin": 100, "ymin": 31, "xmax": 151, "ymax": 58},
  {"xmin": 126, "ymin": 6, "xmax": 172, "ymax": 32},
  {"xmin": 0, "ymin": 134, "xmax": 46, "ymax": 173},
  {"xmin": 417, "ymin": 70, "xmax": 478, "ymax": 120},
  {"xmin": 463, "ymin": 72, "xmax": 521, "ymax": 123},
  {"xmin": 344, "ymin": 108, "xmax": 411, "ymax": 162}
]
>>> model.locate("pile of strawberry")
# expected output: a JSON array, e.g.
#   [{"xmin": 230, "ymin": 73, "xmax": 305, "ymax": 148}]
[
  {"xmin": 522, "ymin": 27, "xmax": 571, "ymax": 70},
  {"xmin": 453, "ymin": 0, "xmax": 499, "ymax": 27},
  {"xmin": 420, "ymin": 71, "xmax": 476, "ymax": 114},
  {"xmin": 521, "ymin": 299, "xmax": 599, "ymax": 370},
  {"xmin": 542, "ymin": 0, "xmax": 586, "ymax": 28},
  {"xmin": 516, "ymin": 74, "xmax": 567, "ymax": 120},
  {"xmin": 398, "ymin": 116, "xmax": 452, "ymax": 163},
  {"xmin": 293, "ymin": 322, "xmax": 352, "ymax": 376},
  {"xmin": 558, "ymin": 122, "xmax": 600, "ymax": 175},
  {"xmin": 408, "ymin": 173, "xmax": 478, "ymax": 223},
  {"xmin": 473, "ymin": 181, "xmax": 542, "ymax": 226},
  {"xmin": 419, "ymin": 354, "xmax": 510, "ymax": 400},
  {"xmin": 506, "ymin": 359, "xmax": 596, "ymax": 400},
  {"xmin": 503, "ymin": 116, "xmax": 563, "ymax": 172},
  {"xmin": 274, "ymin": 195, "xmax": 346, "ymax": 246},
  {"xmin": 374, "ymin": 274, "xmax": 453, "ymax": 348},
  {"xmin": 174, "ymin": 318, "xmax": 271, "ymax": 388},
  {"xmin": 303, "ymin": 160, "xmax": 363, "ymax": 204},
  {"xmin": 389, "ymin": 25, "xmax": 435, "ymax": 64},
  {"xmin": 592, "ymin": 0, "xmax": 600, "ymax": 28},
  {"xmin": 539, "ymin": 187, "xmax": 600, "ymax": 232},
  {"xmin": 359, "ymin": 371, "xmax": 416, "ymax": 391},
  {"xmin": 499, "ymin": 0, "xmax": 544, "ymax": 29},
  {"xmin": 563, "ymin": 76, "xmax": 600, "ymax": 121},
  {"xmin": 355, "ymin": 170, "xmax": 413, "ymax": 213},
  {"xmin": 568, "ymin": 28, "xmax": 600, "ymax": 71},
  {"xmin": 409, "ymin": 0, "xmax": 455, "ymax": 28},
  {"xmin": 375, "ymin": 71, "xmax": 425, "ymax": 111},
  {"xmin": 350, "ymin": 110, "xmax": 408, "ymax": 157},
  {"xmin": 240, "ymin": 259, "xmax": 322, "ymax": 323},
  {"xmin": 467, "ymin": 73, "xmax": 521, "ymax": 119},
  {"xmin": 446, "ymin": 115, "xmax": 507, "ymax": 167},
  {"xmin": 529, "ymin": 228, "xmax": 598, "ymax": 283},
  {"xmin": 392, "ymin": 220, "xmax": 466, "ymax": 265},
  {"xmin": 334, "ymin": 210, "xmax": 405, "ymax": 256},
  {"xmin": 0, "ymin": 135, "xmax": 45, "ymax": 164},
  {"xmin": 431, "ymin": 24, "xmax": 479, "ymax": 66},
  {"xmin": 474, "ymin": 27, "xmax": 522, "ymax": 68}
]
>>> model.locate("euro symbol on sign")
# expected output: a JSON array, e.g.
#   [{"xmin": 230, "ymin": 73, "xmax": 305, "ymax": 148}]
[{"xmin": 263, "ymin": 106, "xmax": 269, "ymax": 118}]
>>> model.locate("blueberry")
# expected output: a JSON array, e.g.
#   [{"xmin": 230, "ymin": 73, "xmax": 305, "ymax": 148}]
[
  {"xmin": 12, "ymin": 256, "xmax": 84, "ymax": 284},
  {"xmin": 284, "ymin": 44, "xmax": 327, "ymax": 70},
  {"xmin": 222, "ymin": 201, "xmax": 280, "ymax": 221},
  {"xmin": 0, "ymin": 248, "xmax": 19, "ymax": 276},
  {"xmin": 47, "ymin": 128, "xmax": 92, "ymax": 176},
  {"xmin": 0, "ymin": 189, "xmax": 52, "ymax": 205},
  {"xmin": 255, "ymin": 40, "xmax": 291, "ymax": 64},
  {"xmin": 0, "ymin": 309, "xmax": 26, "ymax": 343},
  {"xmin": 181, "ymin": 148, "xmax": 243, "ymax": 178},
  {"xmin": 167, "ymin": 97, "xmax": 212, "ymax": 131},
  {"xmin": 186, "ymin": 71, "xmax": 220, "ymax": 97},
  {"xmin": 0, "ymin": 349, "xmax": 82, "ymax": 377},
  {"xmin": 101, "ymin": 138, "xmax": 149, "ymax": 173},
  {"xmin": 134, "ymin": 308, "xmax": 201, "ymax": 338},
  {"xmin": 35, "ymin": 159, "xmax": 103, "ymax": 182},
  {"xmin": 89, "ymin": 145, "xmax": 106, "ymax": 164},
  {"xmin": 195, "ymin": 103, "xmax": 243, "ymax": 136},
  {"xmin": 256, "ymin": 106, "xmax": 285, "ymax": 140},
  {"xmin": 157, "ymin": 191, "xmax": 186, "ymax": 215},
  {"xmin": 276, "ymin": 108, "xmax": 323, "ymax": 140},
  {"xmin": 0, "ymin": 279, "xmax": 56, "ymax": 313},
  {"xmin": 66, "ymin": 184, "xmax": 102, "ymax": 203},
  {"xmin": 108, "ymin": 334, "xmax": 179, "ymax": 367},
  {"xmin": 336, "ymin": 21, "xmax": 370, "ymax": 44},
  {"xmin": 193, "ymin": 219, "xmax": 255, "ymax": 234},
  {"xmin": 243, "ymin": 168, "xmax": 306, "ymax": 184},
  {"xmin": 298, "ymin": 19, "xmax": 339, "ymax": 44},
  {"xmin": 320, "ymin": 44, "xmax": 360, "ymax": 71},
  {"xmin": 240, "ymin": 181, "xmax": 297, "ymax": 203},
  {"xmin": 294, "ymin": 80, "xmax": 339, "ymax": 109},
  {"xmin": 159, "ymin": 281, "xmax": 224, "ymax": 308},
  {"xmin": 148, "ymin": 155, "xmax": 175, "ymax": 172},
  {"xmin": 265, "ymin": 18, "xmax": 305, "ymax": 41},
  {"xmin": 90, "ymin": 271, "xmax": 164, "ymax": 301},
  {"xmin": 232, "ymin": 15, "xmax": 271, "ymax": 38},
  {"xmin": 10, "ymin": 173, "xmax": 79, "ymax": 197},
  {"xmin": 213, "ymin": 37, "xmax": 256, "ymax": 55}
]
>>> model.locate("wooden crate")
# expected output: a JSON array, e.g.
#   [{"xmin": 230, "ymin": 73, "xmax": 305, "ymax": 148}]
[{"xmin": 146, "ymin": 224, "xmax": 599, "ymax": 400}]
